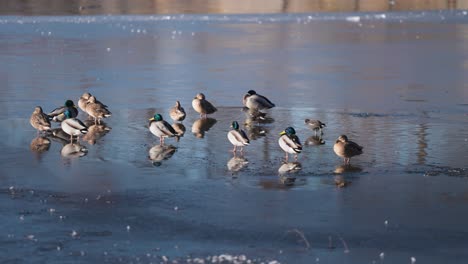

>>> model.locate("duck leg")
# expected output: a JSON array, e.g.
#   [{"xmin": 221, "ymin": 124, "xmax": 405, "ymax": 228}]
[{"xmin": 231, "ymin": 146, "xmax": 237, "ymax": 153}]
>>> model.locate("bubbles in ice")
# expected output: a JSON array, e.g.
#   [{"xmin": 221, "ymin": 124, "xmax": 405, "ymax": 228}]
[
  {"xmin": 346, "ymin": 16, "xmax": 361, "ymax": 23},
  {"xmin": 71, "ymin": 230, "xmax": 78, "ymax": 237}
]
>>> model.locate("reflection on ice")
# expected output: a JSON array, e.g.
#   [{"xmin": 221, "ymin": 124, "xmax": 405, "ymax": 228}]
[
  {"xmin": 278, "ymin": 161, "xmax": 302, "ymax": 176},
  {"xmin": 60, "ymin": 143, "xmax": 88, "ymax": 158},
  {"xmin": 191, "ymin": 117, "xmax": 217, "ymax": 138},
  {"xmin": 334, "ymin": 164, "xmax": 363, "ymax": 174},
  {"xmin": 227, "ymin": 154, "xmax": 248, "ymax": 173},
  {"xmin": 30, "ymin": 136, "xmax": 51, "ymax": 154},
  {"xmin": 305, "ymin": 135, "xmax": 325, "ymax": 146},
  {"xmin": 171, "ymin": 123, "xmax": 186, "ymax": 141},
  {"xmin": 82, "ymin": 123, "xmax": 112, "ymax": 145},
  {"xmin": 50, "ymin": 128, "xmax": 74, "ymax": 145},
  {"xmin": 148, "ymin": 144, "xmax": 177, "ymax": 166}
]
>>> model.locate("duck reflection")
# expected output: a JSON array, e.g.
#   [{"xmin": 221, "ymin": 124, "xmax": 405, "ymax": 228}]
[
  {"xmin": 61, "ymin": 142, "xmax": 88, "ymax": 158},
  {"xmin": 30, "ymin": 136, "xmax": 51, "ymax": 161},
  {"xmin": 82, "ymin": 123, "xmax": 111, "ymax": 145},
  {"xmin": 172, "ymin": 123, "xmax": 186, "ymax": 141},
  {"xmin": 148, "ymin": 144, "xmax": 177, "ymax": 166},
  {"xmin": 305, "ymin": 135, "xmax": 325, "ymax": 146},
  {"xmin": 191, "ymin": 117, "xmax": 217, "ymax": 138},
  {"xmin": 334, "ymin": 164, "xmax": 363, "ymax": 174},
  {"xmin": 333, "ymin": 175, "xmax": 351, "ymax": 188},
  {"xmin": 278, "ymin": 161, "xmax": 302, "ymax": 176},
  {"xmin": 49, "ymin": 128, "xmax": 74, "ymax": 145},
  {"xmin": 227, "ymin": 154, "xmax": 248, "ymax": 173}
]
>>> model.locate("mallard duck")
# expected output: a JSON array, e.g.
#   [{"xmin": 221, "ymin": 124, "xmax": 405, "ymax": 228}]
[
  {"xmin": 278, "ymin": 127, "xmax": 302, "ymax": 161},
  {"xmin": 60, "ymin": 111, "xmax": 88, "ymax": 143},
  {"xmin": 305, "ymin": 119, "xmax": 326, "ymax": 135},
  {"xmin": 242, "ymin": 90, "xmax": 275, "ymax": 111},
  {"xmin": 192, "ymin": 93, "xmax": 217, "ymax": 118},
  {"xmin": 85, "ymin": 96, "xmax": 111, "ymax": 124},
  {"xmin": 227, "ymin": 121, "xmax": 250, "ymax": 152},
  {"xmin": 149, "ymin": 114, "xmax": 177, "ymax": 145},
  {"xmin": 78, "ymin": 92, "xmax": 108, "ymax": 112},
  {"xmin": 48, "ymin": 100, "xmax": 78, "ymax": 122},
  {"xmin": 30, "ymin": 106, "xmax": 51, "ymax": 132},
  {"xmin": 169, "ymin": 101, "xmax": 186, "ymax": 121},
  {"xmin": 333, "ymin": 135, "xmax": 363, "ymax": 165}
]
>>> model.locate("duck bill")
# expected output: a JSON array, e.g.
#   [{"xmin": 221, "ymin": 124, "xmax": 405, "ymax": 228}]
[
  {"xmin": 279, "ymin": 130, "xmax": 286, "ymax": 136},
  {"xmin": 149, "ymin": 117, "xmax": 155, "ymax": 121}
]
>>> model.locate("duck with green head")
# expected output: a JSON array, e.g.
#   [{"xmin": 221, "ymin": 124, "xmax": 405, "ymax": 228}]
[
  {"xmin": 227, "ymin": 121, "xmax": 250, "ymax": 153},
  {"xmin": 60, "ymin": 110, "xmax": 88, "ymax": 143},
  {"xmin": 149, "ymin": 114, "xmax": 177, "ymax": 145},
  {"xmin": 48, "ymin": 100, "xmax": 78, "ymax": 122},
  {"xmin": 278, "ymin": 127, "xmax": 302, "ymax": 161}
]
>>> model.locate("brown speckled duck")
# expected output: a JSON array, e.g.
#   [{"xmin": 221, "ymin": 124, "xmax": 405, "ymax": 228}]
[{"xmin": 333, "ymin": 135, "xmax": 363, "ymax": 165}]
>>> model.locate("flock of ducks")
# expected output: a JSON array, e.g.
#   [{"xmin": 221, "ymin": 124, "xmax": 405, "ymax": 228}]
[{"xmin": 30, "ymin": 90, "xmax": 363, "ymax": 165}]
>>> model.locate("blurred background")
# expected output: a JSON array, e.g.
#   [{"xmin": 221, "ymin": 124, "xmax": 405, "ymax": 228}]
[{"xmin": 0, "ymin": 0, "xmax": 467, "ymax": 16}]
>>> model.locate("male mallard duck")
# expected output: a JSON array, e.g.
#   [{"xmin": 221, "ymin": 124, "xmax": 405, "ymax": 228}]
[
  {"xmin": 48, "ymin": 100, "xmax": 78, "ymax": 122},
  {"xmin": 243, "ymin": 90, "xmax": 275, "ymax": 111},
  {"xmin": 78, "ymin": 92, "xmax": 108, "ymax": 112},
  {"xmin": 60, "ymin": 111, "xmax": 88, "ymax": 143},
  {"xmin": 333, "ymin": 135, "xmax": 363, "ymax": 165},
  {"xmin": 304, "ymin": 119, "xmax": 326, "ymax": 135},
  {"xmin": 278, "ymin": 127, "xmax": 302, "ymax": 161},
  {"xmin": 30, "ymin": 106, "xmax": 51, "ymax": 132},
  {"xmin": 169, "ymin": 101, "xmax": 186, "ymax": 121},
  {"xmin": 149, "ymin": 114, "xmax": 177, "ymax": 145},
  {"xmin": 192, "ymin": 93, "xmax": 217, "ymax": 118},
  {"xmin": 85, "ymin": 96, "xmax": 111, "ymax": 124},
  {"xmin": 227, "ymin": 121, "xmax": 250, "ymax": 153}
]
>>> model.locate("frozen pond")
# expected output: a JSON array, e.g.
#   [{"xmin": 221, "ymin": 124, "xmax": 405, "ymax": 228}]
[{"xmin": 1, "ymin": 11, "xmax": 468, "ymax": 263}]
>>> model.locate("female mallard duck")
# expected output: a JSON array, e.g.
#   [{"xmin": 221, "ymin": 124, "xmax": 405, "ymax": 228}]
[
  {"xmin": 85, "ymin": 96, "xmax": 112, "ymax": 124},
  {"xmin": 61, "ymin": 110, "xmax": 88, "ymax": 143},
  {"xmin": 243, "ymin": 90, "xmax": 275, "ymax": 111},
  {"xmin": 79, "ymin": 92, "xmax": 108, "ymax": 112},
  {"xmin": 278, "ymin": 127, "xmax": 302, "ymax": 161},
  {"xmin": 304, "ymin": 119, "xmax": 326, "ymax": 135},
  {"xmin": 30, "ymin": 106, "xmax": 51, "ymax": 132},
  {"xmin": 48, "ymin": 100, "xmax": 78, "ymax": 122},
  {"xmin": 333, "ymin": 135, "xmax": 363, "ymax": 165},
  {"xmin": 149, "ymin": 114, "xmax": 177, "ymax": 145},
  {"xmin": 192, "ymin": 93, "xmax": 217, "ymax": 118},
  {"xmin": 78, "ymin": 92, "xmax": 91, "ymax": 112},
  {"xmin": 227, "ymin": 121, "xmax": 250, "ymax": 153},
  {"xmin": 169, "ymin": 101, "xmax": 186, "ymax": 121}
]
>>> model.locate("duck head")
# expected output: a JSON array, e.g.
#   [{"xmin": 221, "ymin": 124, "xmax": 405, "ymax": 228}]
[
  {"xmin": 65, "ymin": 100, "xmax": 75, "ymax": 107},
  {"xmin": 231, "ymin": 121, "xmax": 240, "ymax": 130},
  {"xmin": 280, "ymin": 127, "xmax": 296, "ymax": 136},
  {"xmin": 337, "ymin": 135, "xmax": 349, "ymax": 143},
  {"xmin": 149, "ymin": 113, "xmax": 163, "ymax": 121}
]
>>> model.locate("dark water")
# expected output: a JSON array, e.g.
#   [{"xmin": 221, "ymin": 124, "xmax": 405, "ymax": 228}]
[{"xmin": 1, "ymin": 11, "xmax": 468, "ymax": 263}]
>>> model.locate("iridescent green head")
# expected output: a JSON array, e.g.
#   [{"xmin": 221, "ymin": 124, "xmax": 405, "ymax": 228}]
[
  {"xmin": 280, "ymin": 127, "xmax": 296, "ymax": 136},
  {"xmin": 231, "ymin": 121, "xmax": 240, "ymax": 130},
  {"xmin": 149, "ymin": 113, "xmax": 163, "ymax": 121},
  {"xmin": 65, "ymin": 100, "xmax": 74, "ymax": 107}
]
